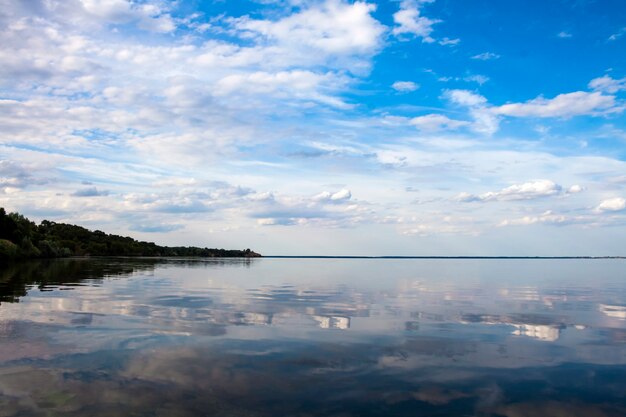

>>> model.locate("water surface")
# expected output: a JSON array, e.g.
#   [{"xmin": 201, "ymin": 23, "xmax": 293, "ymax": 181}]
[{"xmin": 1, "ymin": 258, "xmax": 625, "ymax": 416}]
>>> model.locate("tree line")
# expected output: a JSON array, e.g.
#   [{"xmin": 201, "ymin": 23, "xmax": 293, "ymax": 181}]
[{"xmin": 0, "ymin": 208, "xmax": 260, "ymax": 259}]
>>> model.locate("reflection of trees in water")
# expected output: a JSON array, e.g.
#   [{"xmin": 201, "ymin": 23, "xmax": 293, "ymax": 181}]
[
  {"xmin": 0, "ymin": 258, "xmax": 156, "ymax": 304},
  {"xmin": 0, "ymin": 258, "xmax": 254, "ymax": 304}
]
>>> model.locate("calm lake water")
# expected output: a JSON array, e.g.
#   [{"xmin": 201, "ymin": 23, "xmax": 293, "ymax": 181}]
[{"xmin": 1, "ymin": 258, "xmax": 625, "ymax": 416}]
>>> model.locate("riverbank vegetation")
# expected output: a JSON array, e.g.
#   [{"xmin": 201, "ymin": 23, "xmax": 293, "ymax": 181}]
[{"xmin": 0, "ymin": 208, "xmax": 260, "ymax": 259}]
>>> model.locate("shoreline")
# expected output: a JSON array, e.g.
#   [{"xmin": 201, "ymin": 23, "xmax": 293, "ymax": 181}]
[{"xmin": 262, "ymin": 255, "xmax": 626, "ymax": 259}]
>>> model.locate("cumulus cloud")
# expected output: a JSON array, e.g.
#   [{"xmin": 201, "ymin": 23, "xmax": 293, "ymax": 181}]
[
  {"xmin": 493, "ymin": 91, "xmax": 618, "ymax": 118},
  {"xmin": 557, "ymin": 31, "xmax": 572, "ymax": 38},
  {"xmin": 567, "ymin": 184, "xmax": 583, "ymax": 194},
  {"xmin": 231, "ymin": 0, "xmax": 385, "ymax": 60},
  {"xmin": 80, "ymin": 0, "xmax": 176, "ymax": 33},
  {"xmin": 392, "ymin": 0, "xmax": 440, "ymax": 43},
  {"xmin": 251, "ymin": 188, "xmax": 369, "ymax": 228},
  {"xmin": 456, "ymin": 180, "xmax": 564, "ymax": 203},
  {"xmin": 444, "ymin": 89, "xmax": 499, "ymax": 135},
  {"xmin": 429, "ymin": 87, "xmax": 621, "ymax": 137},
  {"xmin": 0, "ymin": 0, "xmax": 386, "ymax": 159},
  {"xmin": 409, "ymin": 114, "xmax": 469, "ymax": 132},
  {"xmin": 595, "ymin": 197, "xmax": 626, "ymax": 212},
  {"xmin": 312, "ymin": 189, "xmax": 352, "ymax": 202},
  {"xmin": 446, "ymin": 89, "xmax": 487, "ymax": 107},
  {"xmin": 440, "ymin": 86, "xmax": 622, "ymax": 136},
  {"xmin": 122, "ymin": 182, "xmax": 254, "ymax": 215},
  {"xmin": 392, "ymin": 81, "xmax": 419, "ymax": 92},
  {"xmin": 588, "ymin": 75, "xmax": 626, "ymax": 93}
]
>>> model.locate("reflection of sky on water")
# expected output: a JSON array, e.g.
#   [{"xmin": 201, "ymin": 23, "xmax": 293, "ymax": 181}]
[{"xmin": 0, "ymin": 258, "xmax": 625, "ymax": 416}]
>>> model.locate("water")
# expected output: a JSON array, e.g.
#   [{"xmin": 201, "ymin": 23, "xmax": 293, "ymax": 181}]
[{"xmin": 1, "ymin": 258, "xmax": 625, "ymax": 416}]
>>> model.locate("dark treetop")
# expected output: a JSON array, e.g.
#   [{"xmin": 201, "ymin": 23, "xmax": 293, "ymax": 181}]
[{"xmin": 0, "ymin": 208, "xmax": 260, "ymax": 259}]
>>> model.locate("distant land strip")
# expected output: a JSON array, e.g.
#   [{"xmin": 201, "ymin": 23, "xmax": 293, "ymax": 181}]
[
  {"xmin": 264, "ymin": 256, "xmax": 625, "ymax": 259},
  {"xmin": 0, "ymin": 208, "xmax": 260, "ymax": 260}
]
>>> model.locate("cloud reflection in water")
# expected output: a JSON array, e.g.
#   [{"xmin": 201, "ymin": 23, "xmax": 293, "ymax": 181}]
[{"xmin": 0, "ymin": 258, "xmax": 625, "ymax": 416}]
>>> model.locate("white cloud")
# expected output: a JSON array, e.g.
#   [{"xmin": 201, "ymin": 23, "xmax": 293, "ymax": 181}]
[
  {"xmin": 567, "ymin": 184, "xmax": 583, "ymax": 194},
  {"xmin": 499, "ymin": 211, "xmax": 568, "ymax": 226},
  {"xmin": 444, "ymin": 89, "xmax": 499, "ymax": 135},
  {"xmin": 330, "ymin": 189, "xmax": 352, "ymax": 201},
  {"xmin": 464, "ymin": 74, "xmax": 489, "ymax": 85},
  {"xmin": 232, "ymin": 0, "xmax": 385, "ymax": 57},
  {"xmin": 214, "ymin": 70, "xmax": 350, "ymax": 108},
  {"xmin": 251, "ymin": 188, "xmax": 370, "ymax": 228},
  {"xmin": 471, "ymin": 52, "xmax": 500, "ymax": 60},
  {"xmin": 595, "ymin": 197, "xmax": 626, "ymax": 212},
  {"xmin": 313, "ymin": 189, "xmax": 352, "ymax": 202},
  {"xmin": 439, "ymin": 84, "xmax": 622, "ymax": 137},
  {"xmin": 80, "ymin": 0, "xmax": 176, "ymax": 33},
  {"xmin": 494, "ymin": 91, "xmax": 618, "ymax": 118},
  {"xmin": 588, "ymin": 75, "xmax": 626, "ymax": 93},
  {"xmin": 557, "ymin": 31, "xmax": 572, "ymax": 39},
  {"xmin": 80, "ymin": 0, "xmax": 136, "ymax": 22},
  {"xmin": 456, "ymin": 180, "xmax": 564, "ymax": 203},
  {"xmin": 0, "ymin": 0, "xmax": 392, "ymax": 165},
  {"xmin": 438, "ymin": 37, "xmax": 460, "ymax": 46},
  {"xmin": 608, "ymin": 27, "xmax": 626, "ymax": 41},
  {"xmin": 499, "ymin": 211, "xmax": 584, "ymax": 227},
  {"xmin": 0, "ymin": 160, "xmax": 51, "ymax": 190},
  {"xmin": 409, "ymin": 114, "xmax": 469, "ymax": 132},
  {"xmin": 446, "ymin": 89, "xmax": 487, "ymax": 106},
  {"xmin": 400, "ymin": 221, "xmax": 479, "ymax": 237},
  {"xmin": 392, "ymin": 81, "xmax": 419, "ymax": 92},
  {"xmin": 392, "ymin": 0, "xmax": 440, "ymax": 43},
  {"xmin": 257, "ymin": 218, "xmax": 281, "ymax": 226}
]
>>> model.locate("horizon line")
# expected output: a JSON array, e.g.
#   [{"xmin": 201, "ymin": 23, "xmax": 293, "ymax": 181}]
[{"xmin": 260, "ymin": 255, "xmax": 626, "ymax": 259}]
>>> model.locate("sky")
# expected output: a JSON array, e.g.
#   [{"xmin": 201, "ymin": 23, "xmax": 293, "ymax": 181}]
[{"xmin": 0, "ymin": 0, "xmax": 625, "ymax": 256}]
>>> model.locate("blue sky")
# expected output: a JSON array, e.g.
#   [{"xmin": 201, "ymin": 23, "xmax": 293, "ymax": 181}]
[{"xmin": 0, "ymin": 0, "xmax": 625, "ymax": 255}]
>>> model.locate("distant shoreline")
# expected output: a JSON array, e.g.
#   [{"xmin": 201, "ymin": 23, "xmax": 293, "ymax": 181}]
[
  {"xmin": 262, "ymin": 256, "xmax": 626, "ymax": 259},
  {"xmin": 0, "ymin": 208, "xmax": 260, "ymax": 260}
]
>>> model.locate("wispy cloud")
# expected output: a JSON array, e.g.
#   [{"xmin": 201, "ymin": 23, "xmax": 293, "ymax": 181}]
[
  {"xmin": 130, "ymin": 223, "xmax": 185, "ymax": 233},
  {"xmin": 439, "ymin": 37, "xmax": 460, "ymax": 46},
  {"xmin": 471, "ymin": 52, "xmax": 500, "ymax": 60},
  {"xmin": 493, "ymin": 91, "xmax": 618, "ymax": 118},
  {"xmin": 455, "ymin": 180, "xmax": 566, "ymax": 203},
  {"xmin": 410, "ymin": 114, "xmax": 469, "ymax": 132},
  {"xmin": 71, "ymin": 187, "xmax": 110, "ymax": 197},
  {"xmin": 608, "ymin": 27, "xmax": 626, "ymax": 41}
]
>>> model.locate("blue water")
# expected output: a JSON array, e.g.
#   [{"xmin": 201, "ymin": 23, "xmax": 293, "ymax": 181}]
[{"xmin": 0, "ymin": 258, "xmax": 625, "ymax": 416}]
